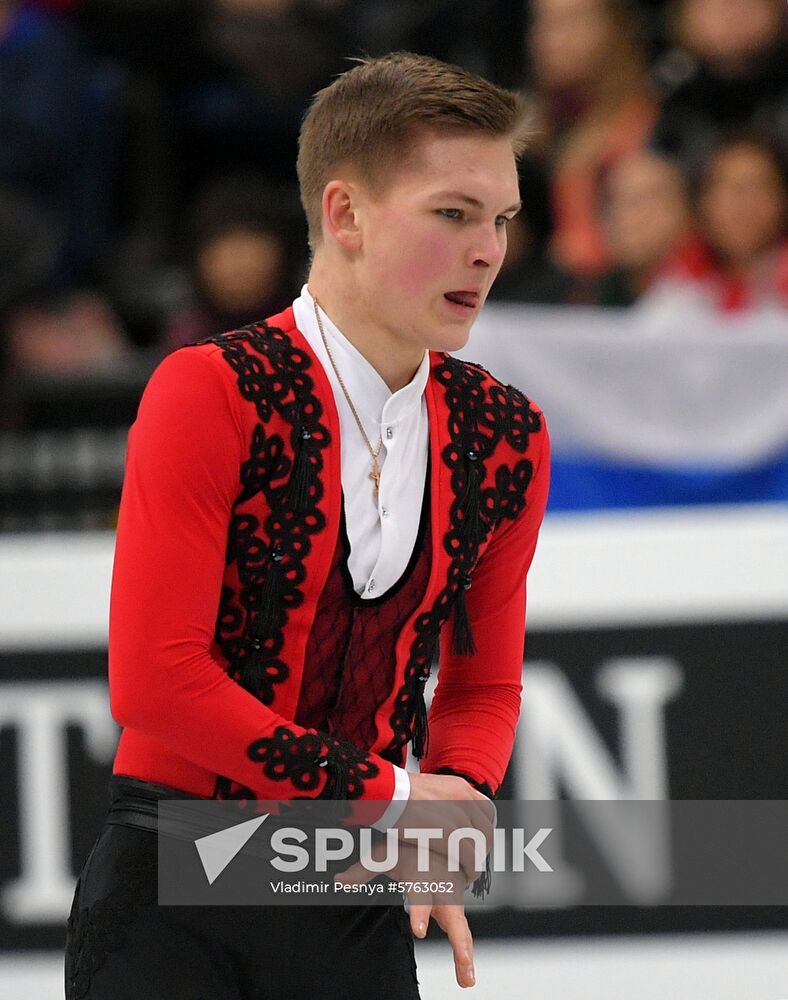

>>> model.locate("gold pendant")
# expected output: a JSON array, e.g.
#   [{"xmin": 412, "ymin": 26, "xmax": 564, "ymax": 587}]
[{"xmin": 369, "ymin": 464, "xmax": 381, "ymax": 498}]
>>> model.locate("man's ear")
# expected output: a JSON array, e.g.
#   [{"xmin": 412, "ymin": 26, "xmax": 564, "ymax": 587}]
[{"xmin": 322, "ymin": 180, "xmax": 363, "ymax": 252}]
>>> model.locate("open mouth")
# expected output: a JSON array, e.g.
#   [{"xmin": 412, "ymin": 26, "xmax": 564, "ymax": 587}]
[{"xmin": 444, "ymin": 291, "xmax": 480, "ymax": 310}]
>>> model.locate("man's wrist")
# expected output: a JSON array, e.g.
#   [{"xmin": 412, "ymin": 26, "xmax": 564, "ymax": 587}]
[
  {"xmin": 370, "ymin": 765, "xmax": 410, "ymax": 831},
  {"xmin": 431, "ymin": 767, "xmax": 495, "ymax": 799}
]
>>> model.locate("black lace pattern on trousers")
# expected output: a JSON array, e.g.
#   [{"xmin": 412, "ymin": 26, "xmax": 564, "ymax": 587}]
[{"xmin": 65, "ymin": 839, "xmax": 157, "ymax": 999}]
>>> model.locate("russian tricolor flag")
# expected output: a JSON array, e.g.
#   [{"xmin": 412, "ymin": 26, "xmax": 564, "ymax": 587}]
[{"xmin": 462, "ymin": 302, "xmax": 788, "ymax": 512}]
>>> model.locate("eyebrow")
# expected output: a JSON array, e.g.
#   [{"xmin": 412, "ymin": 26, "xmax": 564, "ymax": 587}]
[{"xmin": 431, "ymin": 190, "xmax": 522, "ymax": 214}]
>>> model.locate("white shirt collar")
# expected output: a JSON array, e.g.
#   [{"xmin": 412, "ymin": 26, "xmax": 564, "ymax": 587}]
[{"xmin": 293, "ymin": 284, "xmax": 430, "ymax": 426}]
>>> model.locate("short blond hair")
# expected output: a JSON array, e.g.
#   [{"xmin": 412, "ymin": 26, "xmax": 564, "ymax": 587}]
[{"xmin": 297, "ymin": 52, "xmax": 530, "ymax": 250}]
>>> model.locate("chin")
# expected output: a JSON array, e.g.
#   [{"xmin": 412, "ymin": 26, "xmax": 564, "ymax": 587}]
[{"xmin": 428, "ymin": 326, "xmax": 473, "ymax": 354}]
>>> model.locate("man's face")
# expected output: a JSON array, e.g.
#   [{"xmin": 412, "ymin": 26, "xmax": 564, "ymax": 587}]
[
  {"xmin": 701, "ymin": 144, "xmax": 786, "ymax": 264},
  {"xmin": 353, "ymin": 130, "xmax": 521, "ymax": 355},
  {"xmin": 605, "ymin": 152, "xmax": 690, "ymax": 270},
  {"xmin": 530, "ymin": 0, "xmax": 613, "ymax": 91},
  {"xmin": 680, "ymin": 0, "xmax": 783, "ymax": 69}
]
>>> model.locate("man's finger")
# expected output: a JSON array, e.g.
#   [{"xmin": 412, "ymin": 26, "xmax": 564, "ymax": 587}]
[
  {"xmin": 334, "ymin": 861, "xmax": 372, "ymax": 886},
  {"xmin": 432, "ymin": 904, "xmax": 475, "ymax": 989},
  {"xmin": 408, "ymin": 902, "xmax": 432, "ymax": 939}
]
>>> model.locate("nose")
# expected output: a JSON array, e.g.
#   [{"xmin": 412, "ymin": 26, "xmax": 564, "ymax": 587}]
[{"xmin": 467, "ymin": 224, "xmax": 506, "ymax": 271}]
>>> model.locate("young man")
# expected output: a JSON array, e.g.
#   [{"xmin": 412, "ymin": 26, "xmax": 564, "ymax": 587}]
[{"xmin": 65, "ymin": 52, "xmax": 550, "ymax": 999}]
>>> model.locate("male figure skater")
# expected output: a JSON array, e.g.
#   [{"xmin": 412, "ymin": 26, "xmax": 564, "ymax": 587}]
[{"xmin": 65, "ymin": 52, "xmax": 550, "ymax": 999}]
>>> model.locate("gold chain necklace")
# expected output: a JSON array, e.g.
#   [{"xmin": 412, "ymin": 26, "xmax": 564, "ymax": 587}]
[{"xmin": 312, "ymin": 297, "xmax": 383, "ymax": 498}]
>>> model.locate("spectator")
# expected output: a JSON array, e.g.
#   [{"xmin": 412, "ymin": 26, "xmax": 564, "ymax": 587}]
[
  {"xmin": 488, "ymin": 155, "xmax": 575, "ymax": 303},
  {"xmin": 0, "ymin": 0, "xmax": 133, "ymax": 380},
  {"xmin": 70, "ymin": 0, "xmax": 205, "ymax": 82},
  {"xmin": 652, "ymin": 0, "xmax": 788, "ymax": 166},
  {"xmin": 591, "ymin": 150, "xmax": 693, "ymax": 306},
  {"xmin": 31, "ymin": 0, "xmax": 82, "ymax": 10},
  {"xmin": 0, "ymin": 182, "xmax": 62, "ymax": 318},
  {"xmin": 350, "ymin": 0, "xmax": 524, "ymax": 89},
  {"xmin": 657, "ymin": 132, "xmax": 788, "ymax": 311},
  {"xmin": 178, "ymin": 0, "xmax": 354, "ymax": 189},
  {"xmin": 5, "ymin": 290, "xmax": 132, "ymax": 375},
  {"xmin": 207, "ymin": 0, "xmax": 352, "ymax": 112},
  {"xmin": 525, "ymin": 0, "xmax": 660, "ymax": 277},
  {"xmin": 161, "ymin": 172, "xmax": 305, "ymax": 354},
  {"xmin": 0, "ymin": 0, "xmax": 120, "ymax": 290}
]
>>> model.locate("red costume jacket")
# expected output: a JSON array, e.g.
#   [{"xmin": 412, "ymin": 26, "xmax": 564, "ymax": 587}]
[{"xmin": 109, "ymin": 306, "xmax": 550, "ymax": 812}]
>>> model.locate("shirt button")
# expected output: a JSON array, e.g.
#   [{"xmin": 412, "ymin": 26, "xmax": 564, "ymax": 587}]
[
  {"xmin": 368, "ymin": 579, "xmax": 376, "ymax": 593},
  {"xmin": 386, "ymin": 427, "xmax": 393, "ymax": 440},
  {"xmin": 381, "ymin": 507, "xmax": 389, "ymax": 519}
]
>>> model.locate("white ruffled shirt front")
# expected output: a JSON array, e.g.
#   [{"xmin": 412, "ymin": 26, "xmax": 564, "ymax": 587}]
[{"xmin": 293, "ymin": 285, "xmax": 430, "ymax": 816}]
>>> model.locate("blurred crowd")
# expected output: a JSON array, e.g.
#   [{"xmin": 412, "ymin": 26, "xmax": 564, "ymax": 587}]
[{"xmin": 0, "ymin": 0, "xmax": 786, "ymax": 395}]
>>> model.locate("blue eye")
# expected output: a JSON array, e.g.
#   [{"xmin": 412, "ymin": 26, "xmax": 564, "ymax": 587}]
[
  {"xmin": 495, "ymin": 216, "xmax": 511, "ymax": 227},
  {"xmin": 438, "ymin": 208, "xmax": 463, "ymax": 221}
]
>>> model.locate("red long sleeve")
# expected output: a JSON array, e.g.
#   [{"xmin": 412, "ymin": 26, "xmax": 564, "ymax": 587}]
[
  {"xmin": 422, "ymin": 418, "xmax": 550, "ymax": 794},
  {"xmin": 109, "ymin": 346, "xmax": 396, "ymax": 802}
]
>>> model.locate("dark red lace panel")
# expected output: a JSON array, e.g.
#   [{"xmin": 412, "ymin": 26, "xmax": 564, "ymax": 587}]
[{"xmin": 295, "ymin": 494, "xmax": 432, "ymax": 754}]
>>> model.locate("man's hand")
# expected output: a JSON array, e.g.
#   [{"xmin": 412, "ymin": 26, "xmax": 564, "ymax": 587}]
[
  {"xmin": 337, "ymin": 773, "xmax": 492, "ymax": 988},
  {"xmin": 335, "ymin": 820, "xmax": 483, "ymax": 989},
  {"xmin": 410, "ymin": 901, "xmax": 476, "ymax": 989},
  {"xmin": 406, "ymin": 771, "xmax": 489, "ymax": 803},
  {"xmin": 399, "ymin": 795, "xmax": 479, "ymax": 992},
  {"xmin": 394, "ymin": 772, "xmax": 496, "ymax": 885}
]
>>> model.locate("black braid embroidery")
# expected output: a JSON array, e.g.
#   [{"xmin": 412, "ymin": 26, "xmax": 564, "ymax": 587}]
[
  {"xmin": 247, "ymin": 724, "xmax": 380, "ymax": 800},
  {"xmin": 199, "ymin": 324, "xmax": 328, "ymax": 700},
  {"xmin": 192, "ymin": 329, "xmax": 541, "ymax": 794},
  {"xmin": 192, "ymin": 322, "xmax": 331, "ymax": 800},
  {"xmin": 383, "ymin": 355, "xmax": 543, "ymax": 761}
]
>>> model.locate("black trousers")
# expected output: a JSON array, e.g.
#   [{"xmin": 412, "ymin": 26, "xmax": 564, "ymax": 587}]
[{"xmin": 65, "ymin": 819, "xmax": 421, "ymax": 1000}]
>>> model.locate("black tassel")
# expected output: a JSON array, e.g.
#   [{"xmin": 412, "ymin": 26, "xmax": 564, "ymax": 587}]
[
  {"xmin": 452, "ymin": 576, "xmax": 477, "ymax": 656},
  {"xmin": 318, "ymin": 750, "xmax": 349, "ymax": 800},
  {"xmin": 243, "ymin": 546, "xmax": 283, "ymax": 694},
  {"xmin": 243, "ymin": 645, "xmax": 265, "ymax": 696},
  {"xmin": 259, "ymin": 546, "xmax": 284, "ymax": 628},
  {"xmin": 288, "ymin": 426, "xmax": 312, "ymax": 511},
  {"xmin": 412, "ymin": 674, "xmax": 430, "ymax": 759},
  {"xmin": 431, "ymin": 632, "xmax": 441, "ymax": 667},
  {"xmin": 471, "ymin": 854, "xmax": 492, "ymax": 900},
  {"xmin": 460, "ymin": 450, "xmax": 484, "ymax": 546}
]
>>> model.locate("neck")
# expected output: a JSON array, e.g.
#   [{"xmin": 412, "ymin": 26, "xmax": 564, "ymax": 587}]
[
  {"xmin": 720, "ymin": 245, "xmax": 772, "ymax": 275},
  {"xmin": 307, "ymin": 258, "xmax": 425, "ymax": 394}
]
